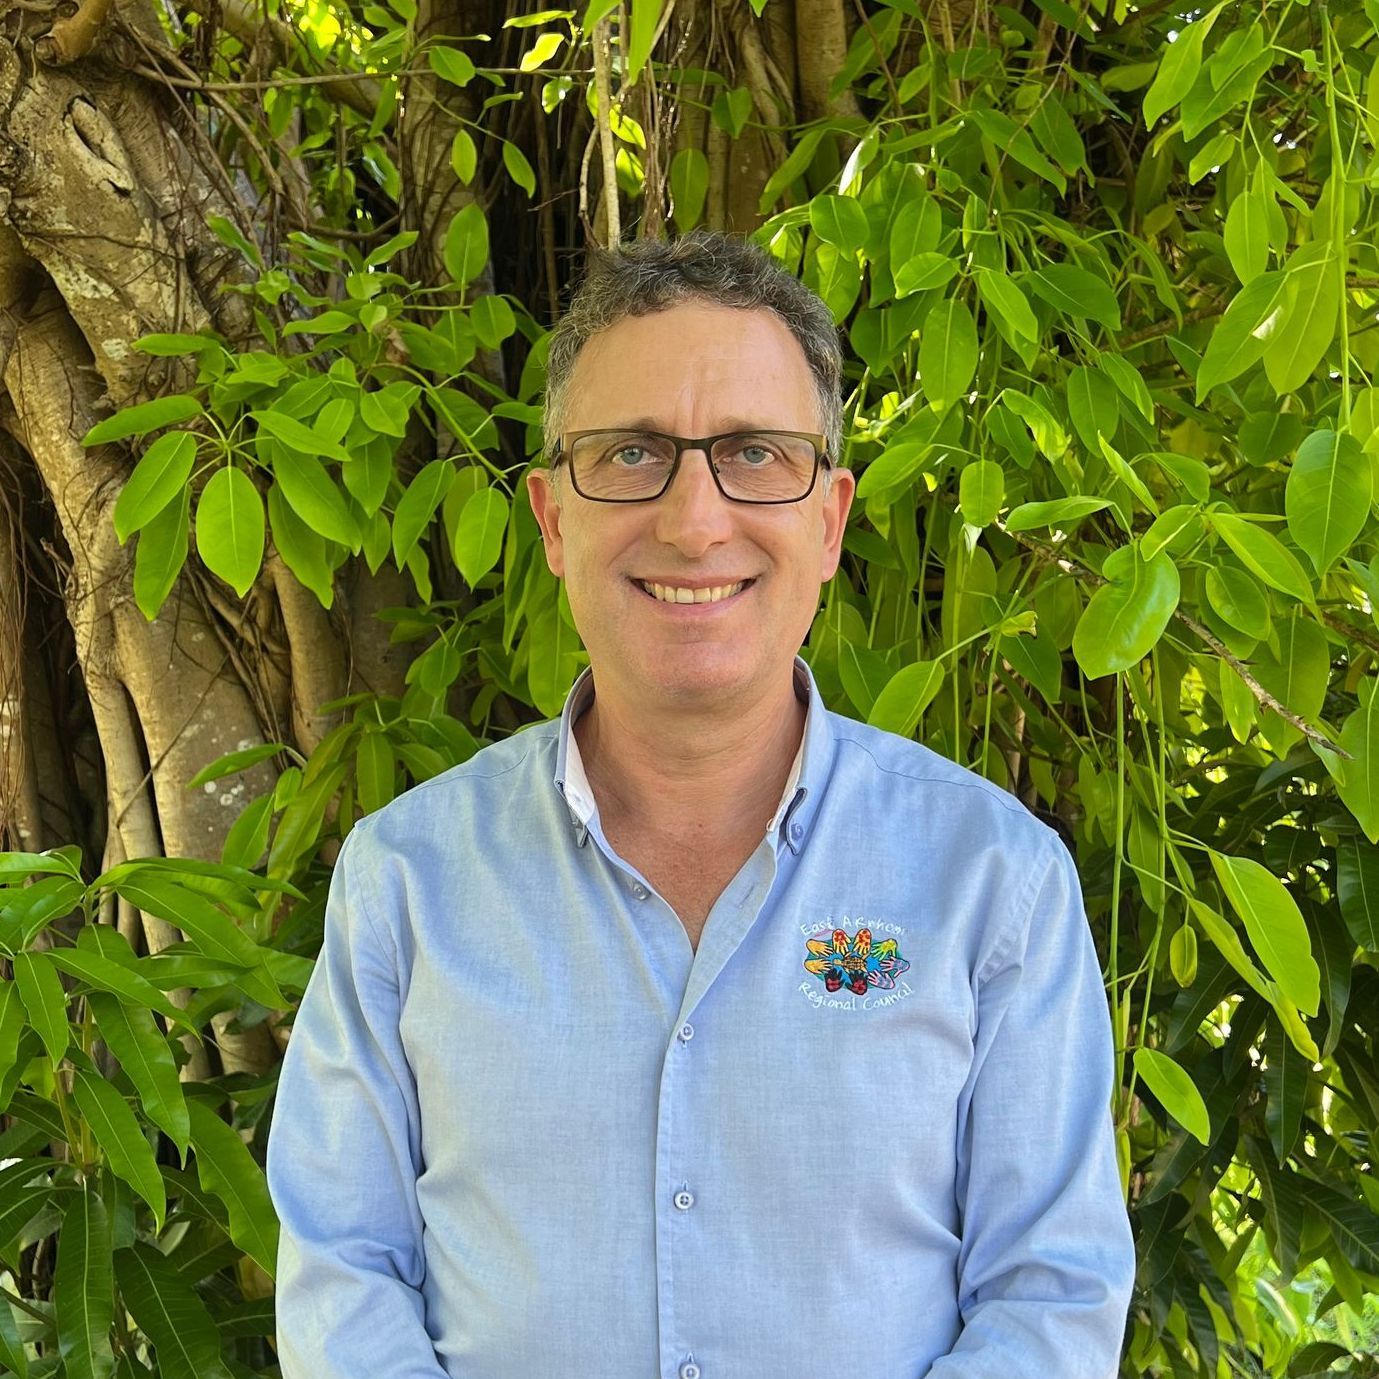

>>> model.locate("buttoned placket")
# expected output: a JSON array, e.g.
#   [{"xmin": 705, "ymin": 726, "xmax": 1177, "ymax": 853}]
[{"xmin": 648, "ymin": 836, "xmax": 779, "ymax": 1379}]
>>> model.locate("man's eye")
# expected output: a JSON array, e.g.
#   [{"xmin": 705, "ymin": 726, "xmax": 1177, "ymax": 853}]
[
  {"xmin": 610, "ymin": 446, "xmax": 651, "ymax": 466},
  {"xmin": 739, "ymin": 445, "xmax": 775, "ymax": 465}
]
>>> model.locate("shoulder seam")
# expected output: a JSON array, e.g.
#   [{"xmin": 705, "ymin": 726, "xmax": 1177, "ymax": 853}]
[
  {"xmin": 974, "ymin": 834, "xmax": 1060, "ymax": 987},
  {"xmin": 829, "ymin": 729, "xmax": 1035, "ymax": 818}
]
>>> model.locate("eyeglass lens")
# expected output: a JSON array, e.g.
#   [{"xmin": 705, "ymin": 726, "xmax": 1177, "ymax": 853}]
[{"xmin": 569, "ymin": 431, "xmax": 818, "ymax": 501}]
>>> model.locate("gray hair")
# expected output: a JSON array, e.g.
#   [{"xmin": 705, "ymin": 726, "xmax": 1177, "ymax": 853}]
[{"xmin": 542, "ymin": 231, "xmax": 844, "ymax": 485}]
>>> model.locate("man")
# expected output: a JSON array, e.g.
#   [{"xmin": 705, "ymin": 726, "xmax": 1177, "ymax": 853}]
[{"xmin": 266, "ymin": 231, "xmax": 1137, "ymax": 1379}]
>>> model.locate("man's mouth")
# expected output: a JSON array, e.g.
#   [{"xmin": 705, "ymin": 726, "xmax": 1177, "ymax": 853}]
[{"xmin": 634, "ymin": 578, "xmax": 756, "ymax": 605}]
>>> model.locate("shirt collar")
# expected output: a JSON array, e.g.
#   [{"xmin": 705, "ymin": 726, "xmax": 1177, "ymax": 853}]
[{"xmin": 553, "ymin": 655, "xmax": 833, "ymax": 854}]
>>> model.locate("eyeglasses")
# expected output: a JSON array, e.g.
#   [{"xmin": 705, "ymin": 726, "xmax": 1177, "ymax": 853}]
[{"xmin": 552, "ymin": 429, "xmax": 830, "ymax": 504}]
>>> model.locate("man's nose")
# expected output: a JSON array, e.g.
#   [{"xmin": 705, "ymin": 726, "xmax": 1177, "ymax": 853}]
[{"xmin": 653, "ymin": 447, "xmax": 735, "ymax": 553}]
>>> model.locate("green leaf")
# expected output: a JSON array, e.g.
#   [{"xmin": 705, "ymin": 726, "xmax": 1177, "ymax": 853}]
[
  {"xmin": 1336, "ymin": 841, "xmax": 1379, "ymax": 952},
  {"xmin": 1285, "ymin": 429, "xmax": 1371, "ymax": 577},
  {"xmin": 1026, "ymin": 263, "xmax": 1120, "ymax": 331},
  {"xmin": 958, "ymin": 459, "xmax": 1004, "ymax": 527},
  {"xmin": 1066, "ymin": 366, "xmax": 1121, "ymax": 454},
  {"xmin": 669, "ymin": 148, "xmax": 708, "ymax": 229},
  {"xmin": 867, "ymin": 660, "xmax": 944, "ymax": 737},
  {"xmin": 115, "ymin": 1242, "xmax": 232, "ymax": 1379},
  {"xmin": 1071, "ymin": 543, "xmax": 1180, "ymax": 677},
  {"xmin": 893, "ymin": 252, "xmax": 958, "ymax": 297},
  {"xmin": 83, "ymin": 395, "xmax": 203, "ymax": 447},
  {"xmin": 1210, "ymin": 511, "xmax": 1314, "ymax": 606},
  {"xmin": 1263, "ymin": 1020, "xmax": 1305, "ymax": 1163},
  {"xmin": 974, "ymin": 268, "xmax": 1038, "ymax": 342},
  {"xmin": 393, "ymin": 458, "xmax": 455, "ymax": 568},
  {"xmin": 45, "ymin": 949, "xmax": 189, "ymax": 1032},
  {"xmin": 967, "ymin": 107, "xmax": 1067, "ymax": 193},
  {"xmin": 624, "ymin": 0, "xmax": 662, "ymax": 85},
  {"xmin": 1143, "ymin": 5, "xmax": 1221, "ymax": 128},
  {"xmin": 114, "ymin": 431, "xmax": 197, "ymax": 544},
  {"xmin": 1195, "ymin": 271, "xmax": 1289, "ymax": 401},
  {"xmin": 471, "ymin": 296, "xmax": 517, "ymax": 350},
  {"xmin": 1004, "ymin": 496, "xmax": 1110, "ymax": 531},
  {"xmin": 443, "ymin": 203, "xmax": 490, "ymax": 287},
  {"xmin": 1264, "ymin": 241, "xmax": 1342, "ymax": 396},
  {"xmin": 1224, "ymin": 188, "xmax": 1272, "ymax": 284},
  {"xmin": 71, "ymin": 1069, "xmax": 166, "ymax": 1233},
  {"xmin": 502, "ymin": 139, "xmax": 537, "ymax": 196},
  {"xmin": 11, "ymin": 951, "xmax": 70, "ymax": 1066},
  {"xmin": 267, "ymin": 483, "xmax": 334, "ymax": 609},
  {"xmin": 88, "ymin": 993, "xmax": 190, "ymax": 1159},
  {"xmin": 271, "ymin": 449, "xmax": 360, "ymax": 550},
  {"xmin": 451, "ymin": 129, "xmax": 478, "ymax": 183},
  {"xmin": 1210, "ymin": 850, "xmax": 1321, "ymax": 1016},
  {"xmin": 1134, "ymin": 1047, "xmax": 1211, "ymax": 1144},
  {"xmin": 809, "ymin": 195, "xmax": 870, "ymax": 253},
  {"xmin": 54, "ymin": 1185, "xmax": 115, "ymax": 1379},
  {"xmin": 1329, "ymin": 675, "xmax": 1379, "ymax": 844},
  {"xmin": 186, "ymin": 1098, "xmax": 279, "ymax": 1278},
  {"xmin": 428, "ymin": 46, "xmax": 476, "ymax": 85},
  {"xmin": 1203, "ymin": 564, "xmax": 1270, "ymax": 639},
  {"xmin": 519, "ymin": 30, "xmax": 564, "ymax": 72},
  {"xmin": 919, "ymin": 297, "xmax": 978, "ymax": 412},
  {"xmin": 133, "ymin": 487, "xmax": 190, "ymax": 619},
  {"xmin": 453, "ymin": 486, "xmax": 510, "ymax": 586},
  {"xmin": 252, "ymin": 408, "xmax": 350, "ymax": 463}
]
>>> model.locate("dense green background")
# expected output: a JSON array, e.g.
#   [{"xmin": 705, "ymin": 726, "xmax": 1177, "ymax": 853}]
[{"xmin": 3, "ymin": 0, "xmax": 1379, "ymax": 1372}]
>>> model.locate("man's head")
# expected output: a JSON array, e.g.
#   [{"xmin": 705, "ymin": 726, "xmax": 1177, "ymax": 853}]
[{"xmin": 527, "ymin": 232, "xmax": 856, "ymax": 712}]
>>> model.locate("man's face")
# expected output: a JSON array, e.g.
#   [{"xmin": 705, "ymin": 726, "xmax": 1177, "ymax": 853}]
[{"xmin": 527, "ymin": 301, "xmax": 855, "ymax": 709}]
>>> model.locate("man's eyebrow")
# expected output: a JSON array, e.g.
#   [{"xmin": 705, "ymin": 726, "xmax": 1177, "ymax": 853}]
[{"xmin": 604, "ymin": 417, "xmax": 795, "ymax": 434}]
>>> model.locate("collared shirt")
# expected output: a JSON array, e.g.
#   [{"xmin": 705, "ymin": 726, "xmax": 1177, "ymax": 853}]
[{"xmin": 266, "ymin": 656, "xmax": 1136, "ymax": 1379}]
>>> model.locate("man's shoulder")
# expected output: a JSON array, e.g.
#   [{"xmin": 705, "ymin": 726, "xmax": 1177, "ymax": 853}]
[
  {"xmin": 352, "ymin": 720, "xmax": 558, "ymax": 844},
  {"xmin": 822, "ymin": 707, "xmax": 1063, "ymax": 852}
]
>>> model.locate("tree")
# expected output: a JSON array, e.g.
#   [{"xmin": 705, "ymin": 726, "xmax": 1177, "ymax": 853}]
[{"xmin": 1, "ymin": 0, "xmax": 1378, "ymax": 1372}]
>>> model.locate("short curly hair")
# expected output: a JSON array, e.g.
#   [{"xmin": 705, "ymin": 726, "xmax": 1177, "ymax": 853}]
[{"xmin": 542, "ymin": 231, "xmax": 844, "ymax": 471}]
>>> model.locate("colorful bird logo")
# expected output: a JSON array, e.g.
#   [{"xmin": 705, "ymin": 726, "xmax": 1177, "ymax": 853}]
[{"xmin": 803, "ymin": 927, "xmax": 910, "ymax": 995}]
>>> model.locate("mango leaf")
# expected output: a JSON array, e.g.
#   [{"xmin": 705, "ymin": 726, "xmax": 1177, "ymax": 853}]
[
  {"xmin": 1005, "ymin": 496, "xmax": 1110, "ymax": 531},
  {"xmin": 1223, "ymin": 188, "xmax": 1272, "ymax": 284},
  {"xmin": 1210, "ymin": 850, "xmax": 1321, "ymax": 1016},
  {"xmin": 1025, "ymin": 263, "xmax": 1120, "ymax": 331},
  {"xmin": 958, "ymin": 459, "xmax": 1004, "ymax": 527},
  {"xmin": 1326, "ymin": 676, "xmax": 1379, "ymax": 844},
  {"xmin": 71, "ymin": 1069, "xmax": 166, "ymax": 1233},
  {"xmin": 1134, "ymin": 1047, "xmax": 1211, "ymax": 1144},
  {"xmin": 11, "ymin": 951, "xmax": 70, "ymax": 1067},
  {"xmin": 1336, "ymin": 841, "xmax": 1379, "ymax": 952},
  {"xmin": 53, "ymin": 1185, "xmax": 115, "ymax": 1379},
  {"xmin": 1143, "ymin": 4, "xmax": 1222, "ymax": 127},
  {"xmin": 88, "ymin": 993, "xmax": 191, "ymax": 1160},
  {"xmin": 115, "ymin": 1241, "xmax": 233, "ymax": 1379},
  {"xmin": 186, "ymin": 1098, "xmax": 278, "ymax": 1277}
]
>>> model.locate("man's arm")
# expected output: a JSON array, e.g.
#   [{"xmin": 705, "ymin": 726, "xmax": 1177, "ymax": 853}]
[
  {"xmin": 928, "ymin": 834, "xmax": 1136, "ymax": 1379},
  {"xmin": 266, "ymin": 820, "xmax": 449, "ymax": 1379}
]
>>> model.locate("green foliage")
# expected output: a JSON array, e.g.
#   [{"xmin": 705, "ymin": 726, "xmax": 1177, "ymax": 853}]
[{"xmin": 7, "ymin": 0, "xmax": 1379, "ymax": 1371}]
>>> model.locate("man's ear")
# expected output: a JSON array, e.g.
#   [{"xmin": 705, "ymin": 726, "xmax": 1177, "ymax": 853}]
[
  {"xmin": 819, "ymin": 467, "xmax": 856, "ymax": 581},
  {"xmin": 527, "ymin": 467, "xmax": 567, "ymax": 578}
]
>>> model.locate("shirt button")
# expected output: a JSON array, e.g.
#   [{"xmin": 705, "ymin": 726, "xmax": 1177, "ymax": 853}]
[
  {"xmin": 679, "ymin": 1363, "xmax": 701, "ymax": 1379},
  {"xmin": 632, "ymin": 883, "xmax": 648, "ymax": 900},
  {"xmin": 789, "ymin": 822, "xmax": 803, "ymax": 842},
  {"xmin": 678, "ymin": 1023, "xmax": 695, "ymax": 1042},
  {"xmin": 673, "ymin": 1188, "xmax": 695, "ymax": 1210}
]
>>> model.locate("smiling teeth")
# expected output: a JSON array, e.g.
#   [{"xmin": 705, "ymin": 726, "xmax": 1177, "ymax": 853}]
[{"xmin": 642, "ymin": 580, "xmax": 746, "ymax": 604}]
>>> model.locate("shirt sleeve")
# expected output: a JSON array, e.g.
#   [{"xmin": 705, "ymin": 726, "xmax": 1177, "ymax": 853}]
[
  {"xmin": 265, "ymin": 819, "xmax": 448, "ymax": 1379},
  {"xmin": 926, "ymin": 834, "xmax": 1136, "ymax": 1379}
]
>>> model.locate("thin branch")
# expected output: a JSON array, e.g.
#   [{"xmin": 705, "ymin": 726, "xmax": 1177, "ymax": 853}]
[{"xmin": 998, "ymin": 524, "xmax": 1351, "ymax": 758}]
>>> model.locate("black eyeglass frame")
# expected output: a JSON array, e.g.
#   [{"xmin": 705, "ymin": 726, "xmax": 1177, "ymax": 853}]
[{"xmin": 550, "ymin": 428, "xmax": 832, "ymax": 505}]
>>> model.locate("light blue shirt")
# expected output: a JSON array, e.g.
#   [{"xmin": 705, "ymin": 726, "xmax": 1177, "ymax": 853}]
[{"xmin": 266, "ymin": 655, "xmax": 1136, "ymax": 1379}]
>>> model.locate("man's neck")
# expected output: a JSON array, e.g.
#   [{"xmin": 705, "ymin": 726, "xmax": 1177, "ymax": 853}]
[{"xmin": 573, "ymin": 669, "xmax": 806, "ymax": 846}]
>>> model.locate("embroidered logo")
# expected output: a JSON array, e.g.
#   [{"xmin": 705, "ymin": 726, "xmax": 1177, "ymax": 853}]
[{"xmin": 803, "ymin": 927, "xmax": 911, "ymax": 996}]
